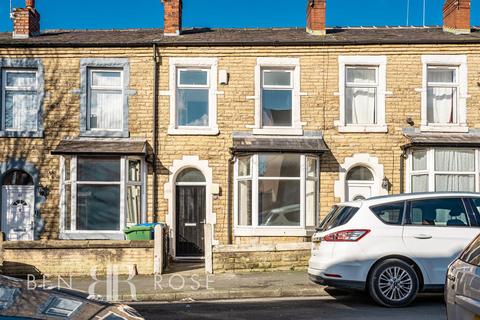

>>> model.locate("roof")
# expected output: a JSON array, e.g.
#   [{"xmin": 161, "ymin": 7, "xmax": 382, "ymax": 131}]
[
  {"xmin": 1, "ymin": 27, "xmax": 480, "ymax": 47},
  {"xmin": 231, "ymin": 131, "xmax": 328, "ymax": 154},
  {"xmin": 51, "ymin": 138, "xmax": 152, "ymax": 157},
  {"xmin": 402, "ymin": 128, "xmax": 480, "ymax": 149}
]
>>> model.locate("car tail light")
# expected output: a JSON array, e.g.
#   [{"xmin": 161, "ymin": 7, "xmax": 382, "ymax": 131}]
[{"xmin": 322, "ymin": 229, "xmax": 370, "ymax": 242}]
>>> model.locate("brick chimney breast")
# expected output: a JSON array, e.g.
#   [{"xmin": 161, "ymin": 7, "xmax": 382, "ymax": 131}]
[
  {"xmin": 443, "ymin": 0, "xmax": 471, "ymax": 34},
  {"xmin": 12, "ymin": 0, "xmax": 40, "ymax": 39},
  {"xmin": 162, "ymin": 0, "xmax": 182, "ymax": 36},
  {"xmin": 306, "ymin": 0, "xmax": 326, "ymax": 36}
]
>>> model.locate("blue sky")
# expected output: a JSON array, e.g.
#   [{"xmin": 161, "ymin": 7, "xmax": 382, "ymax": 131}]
[{"xmin": 0, "ymin": 0, "xmax": 478, "ymax": 31}]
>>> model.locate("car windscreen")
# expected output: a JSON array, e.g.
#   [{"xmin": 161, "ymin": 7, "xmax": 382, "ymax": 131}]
[
  {"xmin": 460, "ymin": 235, "xmax": 480, "ymax": 267},
  {"xmin": 317, "ymin": 206, "xmax": 359, "ymax": 231}
]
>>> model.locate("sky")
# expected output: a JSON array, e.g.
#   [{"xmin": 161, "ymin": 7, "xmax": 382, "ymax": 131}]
[{"xmin": 0, "ymin": 0, "xmax": 478, "ymax": 32}]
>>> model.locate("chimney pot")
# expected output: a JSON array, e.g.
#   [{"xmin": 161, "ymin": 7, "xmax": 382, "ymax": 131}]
[
  {"xmin": 26, "ymin": 0, "xmax": 35, "ymax": 8},
  {"xmin": 306, "ymin": 0, "xmax": 326, "ymax": 35},
  {"xmin": 443, "ymin": 0, "xmax": 470, "ymax": 34},
  {"xmin": 162, "ymin": 0, "xmax": 182, "ymax": 36}
]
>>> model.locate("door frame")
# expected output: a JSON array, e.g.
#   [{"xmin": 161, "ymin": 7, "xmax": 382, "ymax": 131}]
[
  {"xmin": 346, "ymin": 180, "xmax": 374, "ymax": 201},
  {"xmin": 1, "ymin": 185, "xmax": 35, "ymax": 241}
]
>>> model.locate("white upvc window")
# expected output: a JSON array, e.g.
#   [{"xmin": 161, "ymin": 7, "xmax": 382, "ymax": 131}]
[
  {"xmin": 2, "ymin": 69, "xmax": 38, "ymax": 132},
  {"xmin": 420, "ymin": 55, "xmax": 468, "ymax": 132},
  {"xmin": 167, "ymin": 58, "xmax": 219, "ymax": 135},
  {"xmin": 60, "ymin": 156, "xmax": 147, "ymax": 239},
  {"xmin": 337, "ymin": 56, "xmax": 387, "ymax": 133},
  {"xmin": 253, "ymin": 58, "xmax": 303, "ymax": 135},
  {"xmin": 87, "ymin": 68, "xmax": 124, "ymax": 131},
  {"xmin": 407, "ymin": 148, "xmax": 479, "ymax": 193},
  {"xmin": 234, "ymin": 153, "xmax": 319, "ymax": 236}
]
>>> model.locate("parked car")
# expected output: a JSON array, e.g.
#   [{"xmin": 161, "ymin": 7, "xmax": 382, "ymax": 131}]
[
  {"xmin": 446, "ymin": 234, "xmax": 480, "ymax": 319},
  {"xmin": 0, "ymin": 275, "xmax": 144, "ymax": 319},
  {"xmin": 308, "ymin": 192, "xmax": 480, "ymax": 307}
]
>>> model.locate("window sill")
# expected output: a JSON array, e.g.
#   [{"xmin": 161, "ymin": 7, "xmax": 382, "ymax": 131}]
[
  {"xmin": 80, "ymin": 130, "xmax": 129, "ymax": 138},
  {"xmin": 60, "ymin": 231, "xmax": 125, "ymax": 240},
  {"xmin": 168, "ymin": 126, "xmax": 219, "ymax": 136},
  {"xmin": 234, "ymin": 227, "xmax": 316, "ymax": 237},
  {"xmin": 252, "ymin": 127, "xmax": 304, "ymax": 136},
  {"xmin": 337, "ymin": 125, "xmax": 388, "ymax": 133},
  {"xmin": 420, "ymin": 125, "xmax": 469, "ymax": 133},
  {"xmin": 0, "ymin": 131, "xmax": 44, "ymax": 138}
]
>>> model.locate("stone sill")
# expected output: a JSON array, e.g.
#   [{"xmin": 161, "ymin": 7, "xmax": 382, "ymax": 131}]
[
  {"xmin": 2, "ymin": 240, "xmax": 154, "ymax": 250},
  {"xmin": 213, "ymin": 242, "xmax": 311, "ymax": 253}
]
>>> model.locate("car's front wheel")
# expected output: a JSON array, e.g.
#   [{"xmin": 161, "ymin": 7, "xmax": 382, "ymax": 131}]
[{"xmin": 368, "ymin": 259, "xmax": 419, "ymax": 307}]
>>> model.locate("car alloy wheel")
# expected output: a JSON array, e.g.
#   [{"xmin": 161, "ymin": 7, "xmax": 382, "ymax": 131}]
[{"xmin": 378, "ymin": 266, "xmax": 413, "ymax": 302}]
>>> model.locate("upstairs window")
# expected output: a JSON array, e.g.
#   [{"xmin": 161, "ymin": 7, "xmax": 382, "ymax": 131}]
[
  {"xmin": 345, "ymin": 66, "xmax": 378, "ymax": 125},
  {"xmin": 426, "ymin": 66, "xmax": 459, "ymax": 125},
  {"xmin": 176, "ymin": 68, "xmax": 210, "ymax": 127},
  {"xmin": 261, "ymin": 69, "xmax": 293, "ymax": 127}
]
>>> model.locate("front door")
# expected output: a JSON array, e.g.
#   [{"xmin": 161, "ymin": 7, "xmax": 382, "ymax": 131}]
[
  {"xmin": 2, "ymin": 186, "xmax": 35, "ymax": 241},
  {"xmin": 176, "ymin": 186, "xmax": 206, "ymax": 257},
  {"xmin": 347, "ymin": 182, "xmax": 373, "ymax": 201}
]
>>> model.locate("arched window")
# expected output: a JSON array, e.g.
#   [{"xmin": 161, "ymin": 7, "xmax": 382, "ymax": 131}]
[
  {"xmin": 346, "ymin": 166, "xmax": 374, "ymax": 181},
  {"xmin": 3, "ymin": 170, "xmax": 34, "ymax": 186},
  {"xmin": 176, "ymin": 168, "xmax": 206, "ymax": 183}
]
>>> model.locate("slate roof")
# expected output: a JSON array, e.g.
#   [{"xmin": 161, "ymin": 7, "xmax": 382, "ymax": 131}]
[
  {"xmin": 1, "ymin": 27, "xmax": 480, "ymax": 47},
  {"xmin": 402, "ymin": 128, "xmax": 480, "ymax": 149},
  {"xmin": 51, "ymin": 138, "xmax": 152, "ymax": 156}
]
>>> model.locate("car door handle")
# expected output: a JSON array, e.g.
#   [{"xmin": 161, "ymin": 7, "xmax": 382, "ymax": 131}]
[{"xmin": 413, "ymin": 234, "xmax": 433, "ymax": 239}]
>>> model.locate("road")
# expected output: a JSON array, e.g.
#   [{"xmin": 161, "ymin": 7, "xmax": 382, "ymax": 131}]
[{"xmin": 131, "ymin": 293, "xmax": 446, "ymax": 320}]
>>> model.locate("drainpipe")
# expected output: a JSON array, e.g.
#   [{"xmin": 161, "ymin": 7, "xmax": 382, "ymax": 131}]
[
  {"xmin": 227, "ymin": 151, "xmax": 235, "ymax": 245},
  {"xmin": 152, "ymin": 44, "xmax": 159, "ymax": 221}
]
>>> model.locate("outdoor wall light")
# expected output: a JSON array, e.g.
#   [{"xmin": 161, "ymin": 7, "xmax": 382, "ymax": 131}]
[
  {"xmin": 382, "ymin": 177, "xmax": 390, "ymax": 190},
  {"xmin": 38, "ymin": 185, "xmax": 50, "ymax": 198}
]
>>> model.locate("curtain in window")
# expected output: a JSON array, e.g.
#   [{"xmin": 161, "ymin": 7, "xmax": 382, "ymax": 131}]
[
  {"xmin": 434, "ymin": 150, "xmax": 475, "ymax": 192},
  {"xmin": 346, "ymin": 69, "xmax": 376, "ymax": 125},
  {"xmin": 427, "ymin": 70, "xmax": 455, "ymax": 124},
  {"xmin": 411, "ymin": 175, "xmax": 429, "ymax": 193},
  {"xmin": 90, "ymin": 91, "xmax": 123, "ymax": 130},
  {"xmin": 127, "ymin": 185, "xmax": 141, "ymax": 225},
  {"xmin": 5, "ymin": 92, "xmax": 37, "ymax": 131}
]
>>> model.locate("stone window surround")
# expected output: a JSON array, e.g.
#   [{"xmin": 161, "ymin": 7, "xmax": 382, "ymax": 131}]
[
  {"xmin": 163, "ymin": 57, "xmax": 220, "ymax": 136},
  {"xmin": 233, "ymin": 153, "xmax": 319, "ymax": 237},
  {"xmin": 336, "ymin": 56, "xmax": 388, "ymax": 133},
  {"xmin": 249, "ymin": 57, "xmax": 305, "ymax": 136},
  {"xmin": 59, "ymin": 155, "xmax": 147, "ymax": 240},
  {"xmin": 79, "ymin": 58, "xmax": 134, "ymax": 138},
  {"xmin": 419, "ymin": 55, "xmax": 469, "ymax": 133},
  {"xmin": 0, "ymin": 59, "xmax": 44, "ymax": 138}
]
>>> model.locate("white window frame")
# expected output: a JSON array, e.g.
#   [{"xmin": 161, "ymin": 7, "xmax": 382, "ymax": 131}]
[
  {"xmin": 252, "ymin": 58, "xmax": 303, "ymax": 136},
  {"xmin": 420, "ymin": 55, "xmax": 468, "ymax": 132},
  {"xmin": 233, "ymin": 153, "xmax": 319, "ymax": 237},
  {"xmin": 337, "ymin": 56, "xmax": 387, "ymax": 133},
  {"xmin": 1, "ymin": 69, "xmax": 38, "ymax": 132},
  {"xmin": 406, "ymin": 148, "xmax": 479, "ymax": 193},
  {"xmin": 59, "ymin": 156, "xmax": 147, "ymax": 240},
  {"xmin": 166, "ymin": 58, "xmax": 219, "ymax": 135}
]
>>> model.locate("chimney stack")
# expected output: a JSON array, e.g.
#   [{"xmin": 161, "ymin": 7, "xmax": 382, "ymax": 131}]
[
  {"xmin": 162, "ymin": 0, "xmax": 182, "ymax": 36},
  {"xmin": 443, "ymin": 0, "xmax": 471, "ymax": 34},
  {"xmin": 12, "ymin": 0, "xmax": 40, "ymax": 39},
  {"xmin": 307, "ymin": 0, "xmax": 326, "ymax": 35}
]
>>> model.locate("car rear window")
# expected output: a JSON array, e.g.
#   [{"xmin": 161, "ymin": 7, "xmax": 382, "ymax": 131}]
[
  {"xmin": 460, "ymin": 235, "xmax": 480, "ymax": 267},
  {"xmin": 317, "ymin": 206, "xmax": 359, "ymax": 231},
  {"xmin": 370, "ymin": 201, "xmax": 405, "ymax": 225}
]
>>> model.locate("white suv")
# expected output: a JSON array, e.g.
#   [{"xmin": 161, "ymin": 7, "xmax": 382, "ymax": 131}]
[{"xmin": 308, "ymin": 193, "xmax": 480, "ymax": 307}]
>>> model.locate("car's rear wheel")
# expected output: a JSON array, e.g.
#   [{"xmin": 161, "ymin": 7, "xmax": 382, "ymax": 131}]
[{"xmin": 368, "ymin": 259, "xmax": 419, "ymax": 307}]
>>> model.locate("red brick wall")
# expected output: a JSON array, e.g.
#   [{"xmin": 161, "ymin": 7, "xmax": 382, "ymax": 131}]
[
  {"xmin": 13, "ymin": 7, "xmax": 40, "ymax": 38},
  {"xmin": 443, "ymin": 0, "xmax": 470, "ymax": 33},
  {"xmin": 163, "ymin": 0, "xmax": 182, "ymax": 35},
  {"xmin": 306, "ymin": 0, "xmax": 326, "ymax": 35}
]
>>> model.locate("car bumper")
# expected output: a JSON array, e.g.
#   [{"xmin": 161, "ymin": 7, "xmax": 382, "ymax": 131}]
[{"xmin": 308, "ymin": 268, "xmax": 365, "ymax": 291}]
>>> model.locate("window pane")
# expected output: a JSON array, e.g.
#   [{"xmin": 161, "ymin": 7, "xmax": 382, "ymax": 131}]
[
  {"xmin": 306, "ymin": 180, "xmax": 318, "ymax": 227},
  {"xmin": 345, "ymin": 87, "xmax": 376, "ymax": 125},
  {"xmin": 92, "ymin": 71, "xmax": 122, "ymax": 87},
  {"xmin": 64, "ymin": 157, "xmax": 71, "ymax": 181},
  {"xmin": 259, "ymin": 180, "xmax": 300, "ymax": 226},
  {"xmin": 435, "ymin": 149, "xmax": 475, "ymax": 172},
  {"xmin": 259, "ymin": 154, "xmax": 300, "ymax": 178},
  {"xmin": 64, "ymin": 184, "xmax": 71, "ymax": 231},
  {"xmin": 262, "ymin": 89, "xmax": 292, "ymax": 127},
  {"xmin": 347, "ymin": 166, "xmax": 373, "ymax": 181},
  {"xmin": 43, "ymin": 297, "xmax": 82, "ymax": 317},
  {"xmin": 176, "ymin": 168, "xmax": 206, "ymax": 183},
  {"xmin": 237, "ymin": 156, "xmax": 251, "ymax": 177},
  {"xmin": 263, "ymin": 70, "xmax": 291, "ymax": 86},
  {"xmin": 317, "ymin": 206, "xmax": 359, "ymax": 231},
  {"xmin": 238, "ymin": 180, "xmax": 252, "ymax": 226},
  {"xmin": 427, "ymin": 87, "xmax": 456, "ymax": 124},
  {"xmin": 371, "ymin": 202, "xmax": 404, "ymax": 225},
  {"xmin": 179, "ymin": 70, "xmax": 208, "ymax": 86},
  {"xmin": 409, "ymin": 198, "xmax": 469, "ymax": 227},
  {"xmin": 411, "ymin": 175, "xmax": 429, "ymax": 193},
  {"xmin": 177, "ymin": 88, "xmax": 209, "ymax": 127},
  {"xmin": 90, "ymin": 90, "xmax": 123, "ymax": 130},
  {"xmin": 77, "ymin": 157, "xmax": 121, "ymax": 182},
  {"xmin": 6, "ymin": 72, "xmax": 36, "ymax": 87},
  {"xmin": 127, "ymin": 185, "xmax": 141, "ymax": 225},
  {"xmin": 77, "ymin": 185, "xmax": 120, "ymax": 231},
  {"xmin": 307, "ymin": 157, "xmax": 318, "ymax": 178},
  {"xmin": 5, "ymin": 91, "xmax": 37, "ymax": 131},
  {"xmin": 428, "ymin": 68, "xmax": 456, "ymax": 83},
  {"xmin": 346, "ymin": 67, "xmax": 376, "ymax": 84},
  {"xmin": 128, "ymin": 160, "xmax": 142, "ymax": 182},
  {"xmin": 460, "ymin": 235, "xmax": 480, "ymax": 267},
  {"xmin": 435, "ymin": 174, "xmax": 475, "ymax": 192},
  {"xmin": 412, "ymin": 150, "xmax": 427, "ymax": 171}
]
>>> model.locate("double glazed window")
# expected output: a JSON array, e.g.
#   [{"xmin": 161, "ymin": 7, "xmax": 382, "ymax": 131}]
[
  {"xmin": 2, "ymin": 69, "xmax": 39, "ymax": 132},
  {"xmin": 426, "ymin": 66, "xmax": 459, "ymax": 125},
  {"xmin": 345, "ymin": 66, "xmax": 378, "ymax": 125},
  {"xmin": 261, "ymin": 69, "xmax": 294, "ymax": 127},
  {"xmin": 87, "ymin": 69, "xmax": 124, "ymax": 131},
  {"xmin": 176, "ymin": 68, "xmax": 210, "ymax": 127},
  {"xmin": 235, "ymin": 154, "xmax": 319, "ymax": 232},
  {"xmin": 409, "ymin": 149, "xmax": 477, "ymax": 193}
]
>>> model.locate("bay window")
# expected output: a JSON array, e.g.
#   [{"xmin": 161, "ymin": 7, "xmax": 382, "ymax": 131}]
[
  {"xmin": 235, "ymin": 153, "xmax": 319, "ymax": 236},
  {"xmin": 408, "ymin": 148, "xmax": 477, "ymax": 193}
]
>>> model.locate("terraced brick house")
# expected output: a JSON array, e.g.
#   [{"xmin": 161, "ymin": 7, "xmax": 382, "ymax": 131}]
[{"xmin": 1, "ymin": 0, "xmax": 479, "ymax": 275}]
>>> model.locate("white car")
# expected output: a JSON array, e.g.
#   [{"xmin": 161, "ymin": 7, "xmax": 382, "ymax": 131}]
[{"xmin": 308, "ymin": 193, "xmax": 480, "ymax": 307}]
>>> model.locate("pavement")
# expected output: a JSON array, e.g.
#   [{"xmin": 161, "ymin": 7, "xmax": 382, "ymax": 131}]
[{"xmin": 130, "ymin": 294, "xmax": 446, "ymax": 320}]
